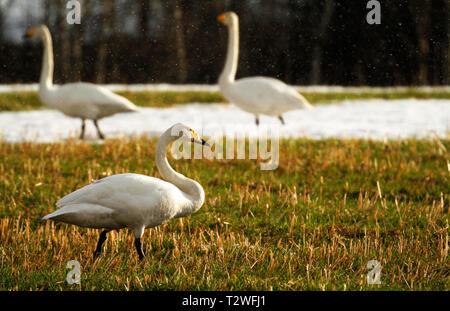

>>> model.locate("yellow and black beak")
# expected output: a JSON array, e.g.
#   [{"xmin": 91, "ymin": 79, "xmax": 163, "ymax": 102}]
[
  {"xmin": 190, "ymin": 130, "xmax": 210, "ymax": 147},
  {"xmin": 23, "ymin": 27, "xmax": 35, "ymax": 39}
]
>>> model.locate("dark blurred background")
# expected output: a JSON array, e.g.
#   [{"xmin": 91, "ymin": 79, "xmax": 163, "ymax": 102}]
[{"xmin": 0, "ymin": 0, "xmax": 448, "ymax": 86}]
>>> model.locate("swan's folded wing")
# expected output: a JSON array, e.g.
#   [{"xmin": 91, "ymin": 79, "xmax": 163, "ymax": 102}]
[
  {"xmin": 228, "ymin": 77, "xmax": 311, "ymax": 115},
  {"xmin": 56, "ymin": 178, "xmax": 107, "ymax": 207},
  {"xmin": 56, "ymin": 173, "xmax": 179, "ymax": 212},
  {"xmin": 251, "ymin": 77, "xmax": 312, "ymax": 110},
  {"xmin": 43, "ymin": 203, "xmax": 120, "ymax": 228},
  {"xmin": 55, "ymin": 83, "xmax": 139, "ymax": 118},
  {"xmin": 56, "ymin": 174, "xmax": 148, "ymax": 208},
  {"xmin": 79, "ymin": 84, "xmax": 139, "ymax": 113}
]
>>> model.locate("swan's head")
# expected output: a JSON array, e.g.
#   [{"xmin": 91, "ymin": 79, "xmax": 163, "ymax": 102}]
[
  {"xmin": 23, "ymin": 24, "xmax": 49, "ymax": 39},
  {"xmin": 217, "ymin": 11, "xmax": 238, "ymax": 26},
  {"xmin": 170, "ymin": 123, "xmax": 210, "ymax": 147}
]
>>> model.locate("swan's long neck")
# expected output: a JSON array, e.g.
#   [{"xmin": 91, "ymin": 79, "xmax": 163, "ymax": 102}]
[
  {"xmin": 219, "ymin": 19, "xmax": 239, "ymax": 86},
  {"xmin": 39, "ymin": 28, "xmax": 54, "ymax": 90},
  {"xmin": 155, "ymin": 129, "xmax": 205, "ymax": 217}
]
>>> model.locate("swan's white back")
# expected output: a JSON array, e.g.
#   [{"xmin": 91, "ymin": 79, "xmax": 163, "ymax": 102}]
[
  {"xmin": 222, "ymin": 76, "xmax": 311, "ymax": 116},
  {"xmin": 40, "ymin": 82, "xmax": 139, "ymax": 120}
]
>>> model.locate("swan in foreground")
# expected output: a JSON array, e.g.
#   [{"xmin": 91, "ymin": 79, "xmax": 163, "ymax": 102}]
[
  {"xmin": 217, "ymin": 12, "xmax": 312, "ymax": 125},
  {"xmin": 24, "ymin": 25, "xmax": 139, "ymax": 139},
  {"xmin": 42, "ymin": 123, "xmax": 210, "ymax": 260}
]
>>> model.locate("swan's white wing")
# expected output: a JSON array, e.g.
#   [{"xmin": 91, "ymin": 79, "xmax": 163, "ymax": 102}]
[
  {"xmin": 50, "ymin": 173, "xmax": 188, "ymax": 229},
  {"xmin": 222, "ymin": 77, "xmax": 311, "ymax": 116},
  {"xmin": 56, "ymin": 173, "xmax": 173, "ymax": 209},
  {"xmin": 43, "ymin": 203, "xmax": 120, "ymax": 229},
  {"xmin": 41, "ymin": 83, "xmax": 139, "ymax": 119}
]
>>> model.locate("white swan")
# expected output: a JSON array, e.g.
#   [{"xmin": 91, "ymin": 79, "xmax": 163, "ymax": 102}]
[
  {"xmin": 217, "ymin": 12, "xmax": 312, "ymax": 125},
  {"xmin": 24, "ymin": 25, "xmax": 139, "ymax": 139},
  {"xmin": 42, "ymin": 123, "xmax": 210, "ymax": 260}
]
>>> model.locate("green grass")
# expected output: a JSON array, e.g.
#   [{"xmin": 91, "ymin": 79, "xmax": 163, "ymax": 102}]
[
  {"xmin": 0, "ymin": 91, "xmax": 224, "ymax": 112},
  {"xmin": 1, "ymin": 88, "xmax": 449, "ymax": 111},
  {"xmin": 0, "ymin": 137, "xmax": 448, "ymax": 290},
  {"xmin": 301, "ymin": 89, "xmax": 450, "ymax": 103}
]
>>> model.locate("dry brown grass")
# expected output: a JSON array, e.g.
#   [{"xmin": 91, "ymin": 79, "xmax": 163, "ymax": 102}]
[{"xmin": 0, "ymin": 137, "xmax": 448, "ymax": 290}]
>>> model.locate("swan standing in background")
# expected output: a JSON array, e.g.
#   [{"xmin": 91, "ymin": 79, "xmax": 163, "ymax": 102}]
[
  {"xmin": 42, "ymin": 123, "xmax": 210, "ymax": 260},
  {"xmin": 24, "ymin": 25, "xmax": 139, "ymax": 139},
  {"xmin": 217, "ymin": 12, "xmax": 312, "ymax": 125}
]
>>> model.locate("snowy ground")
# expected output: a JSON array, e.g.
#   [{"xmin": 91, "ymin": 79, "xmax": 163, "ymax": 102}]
[
  {"xmin": 1, "ymin": 83, "xmax": 449, "ymax": 94},
  {"xmin": 0, "ymin": 99, "xmax": 448, "ymax": 143}
]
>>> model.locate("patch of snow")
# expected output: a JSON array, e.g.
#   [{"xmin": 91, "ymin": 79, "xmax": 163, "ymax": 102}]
[
  {"xmin": 0, "ymin": 84, "xmax": 449, "ymax": 94},
  {"xmin": 0, "ymin": 99, "xmax": 448, "ymax": 143}
]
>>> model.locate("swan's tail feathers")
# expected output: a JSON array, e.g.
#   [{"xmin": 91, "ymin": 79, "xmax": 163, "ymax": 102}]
[
  {"xmin": 118, "ymin": 102, "xmax": 140, "ymax": 114},
  {"xmin": 130, "ymin": 106, "xmax": 142, "ymax": 113},
  {"xmin": 124, "ymin": 102, "xmax": 141, "ymax": 113},
  {"xmin": 107, "ymin": 91, "xmax": 141, "ymax": 113},
  {"xmin": 286, "ymin": 87, "xmax": 313, "ymax": 110},
  {"xmin": 42, "ymin": 212, "xmax": 56, "ymax": 220},
  {"xmin": 42, "ymin": 204, "xmax": 118, "ymax": 229},
  {"xmin": 297, "ymin": 93, "xmax": 313, "ymax": 110}
]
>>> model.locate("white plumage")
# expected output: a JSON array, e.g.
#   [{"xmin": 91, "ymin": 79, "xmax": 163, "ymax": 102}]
[
  {"xmin": 43, "ymin": 123, "xmax": 209, "ymax": 260},
  {"xmin": 39, "ymin": 82, "xmax": 138, "ymax": 121},
  {"xmin": 217, "ymin": 12, "xmax": 312, "ymax": 125},
  {"xmin": 24, "ymin": 25, "xmax": 139, "ymax": 139}
]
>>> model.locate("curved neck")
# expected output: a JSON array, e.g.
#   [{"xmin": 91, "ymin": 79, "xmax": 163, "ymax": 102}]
[
  {"xmin": 39, "ymin": 28, "xmax": 54, "ymax": 90},
  {"xmin": 219, "ymin": 20, "xmax": 239, "ymax": 86},
  {"xmin": 155, "ymin": 128, "xmax": 205, "ymax": 217}
]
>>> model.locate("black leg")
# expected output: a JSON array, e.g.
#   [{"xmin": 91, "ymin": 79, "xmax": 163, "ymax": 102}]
[
  {"xmin": 255, "ymin": 116, "xmax": 260, "ymax": 126},
  {"xmin": 80, "ymin": 119, "xmax": 86, "ymax": 139},
  {"xmin": 93, "ymin": 230, "xmax": 109, "ymax": 259},
  {"xmin": 134, "ymin": 238, "xmax": 145, "ymax": 260},
  {"xmin": 93, "ymin": 119, "xmax": 105, "ymax": 140},
  {"xmin": 278, "ymin": 115, "xmax": 285, "ymax": 125}
]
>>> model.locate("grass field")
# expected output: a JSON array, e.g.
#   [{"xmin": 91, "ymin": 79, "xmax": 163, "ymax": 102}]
[
  {"xmin": 0, "ymin": 137, "xmax": 448, "ymax": 290},
  {"xmin": 1, "ymin": 88, "xmax": 450, "ymax": 111}
]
